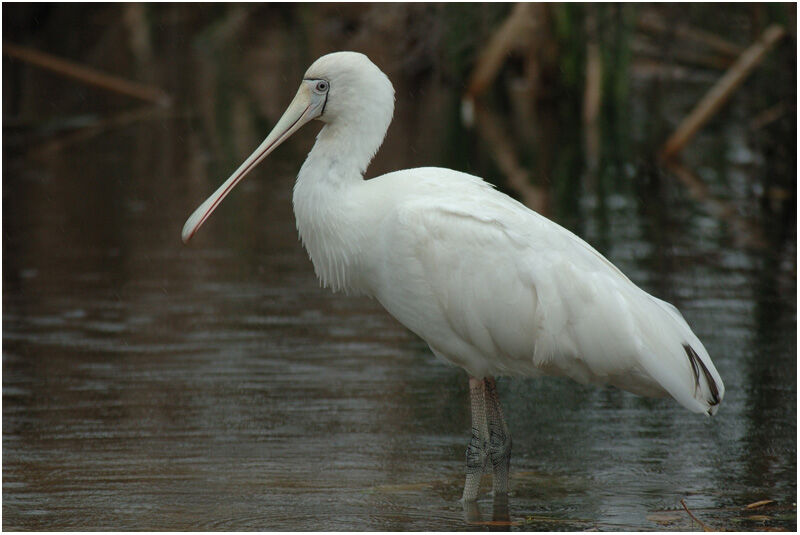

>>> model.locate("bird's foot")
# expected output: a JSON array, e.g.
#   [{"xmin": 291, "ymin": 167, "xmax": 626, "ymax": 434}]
[
  {"xmin": 462, "ymin": 427, "xmax": 488, "ymax": 502},
  {"xmin": 488, "ymin": 424, "xmax": 511, "ymax": 495}
]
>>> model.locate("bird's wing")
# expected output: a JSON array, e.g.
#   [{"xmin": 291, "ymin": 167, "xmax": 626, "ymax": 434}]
[{"xmin": 371, "ymin": 170, "xmax": 723, "ymax": 413}]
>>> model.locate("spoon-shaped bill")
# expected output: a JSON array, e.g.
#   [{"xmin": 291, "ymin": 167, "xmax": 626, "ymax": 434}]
[{"xmin": 181, "ymin": 82, "xmax": 323, "ymax": 243}]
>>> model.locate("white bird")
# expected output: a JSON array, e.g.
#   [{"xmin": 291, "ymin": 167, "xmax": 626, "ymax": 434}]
[{"xmin": 182, "ymin": 51, "xmax": 724, "ymax": 501}]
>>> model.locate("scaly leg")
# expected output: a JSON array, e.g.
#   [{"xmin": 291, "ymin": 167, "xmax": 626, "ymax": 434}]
[
  {"xmin": 484, "ymin": 376, "xmax": 511, "ymax": 496},
  {"xmin": 462, "ymin": 376, "xmax": 489, "ymax": 502}
]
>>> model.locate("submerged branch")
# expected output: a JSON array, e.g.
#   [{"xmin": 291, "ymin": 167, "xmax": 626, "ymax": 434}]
[
  {"xmin": 637, "ymin": 12, "xmax": 745, "ymax": 59},
  {"xmin": 680, "ymin": 499, "xmax": 715, "ymax": 532},
  {"xmin": 660, "ymin": 24, "xmax": 786, "ymax": 159},
  {"xmin": 28, "ymin": 106, "xmax": 180, "ymax": 157},
  {"xmin": 3, "ymin": 41, "xmax": 171, "ymax": 107},
  {"xmin": 663, "ymin": 159, "xmax": 765, "ymax": 249}
]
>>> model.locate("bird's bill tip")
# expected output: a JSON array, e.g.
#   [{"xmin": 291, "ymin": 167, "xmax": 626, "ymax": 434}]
[{"xmin": 181, "ymin": 201, "xmax": 207, "ymax": 243}]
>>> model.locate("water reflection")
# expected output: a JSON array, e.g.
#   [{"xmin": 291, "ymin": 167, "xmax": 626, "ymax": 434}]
[{"xmin": 3, "ymin": 4, "xmax": 796, "ymax": 531}]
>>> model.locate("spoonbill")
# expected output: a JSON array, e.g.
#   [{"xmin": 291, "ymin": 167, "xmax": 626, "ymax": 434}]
[{"xmin": 182, "ymin": 52, "xmax": 724, "ymax": 501}]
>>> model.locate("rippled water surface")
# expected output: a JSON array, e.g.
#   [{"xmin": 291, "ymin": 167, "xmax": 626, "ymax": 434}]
[{"xmin": 3, "ymin": 5, "xmax": 797, "ymax": 531}]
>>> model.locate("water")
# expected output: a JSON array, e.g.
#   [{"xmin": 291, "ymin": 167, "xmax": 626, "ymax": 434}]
[{"xmin": 3, "ymin": 5, "xmax": 796, "ymax": 531}]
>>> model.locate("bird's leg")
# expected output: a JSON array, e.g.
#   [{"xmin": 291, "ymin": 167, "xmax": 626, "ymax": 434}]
[
  {"xmin": 484, "ymin": 376, "xmax": 512, "ymax": 496},
  {"xmin": 462, "ymin": 376, "xmax": 489, "ymax": 502}
]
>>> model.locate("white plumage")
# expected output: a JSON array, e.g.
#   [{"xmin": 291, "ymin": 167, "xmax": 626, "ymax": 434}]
[{"xmin": 183, "ymin": 51, "xmax": 724, "ymax": 500}]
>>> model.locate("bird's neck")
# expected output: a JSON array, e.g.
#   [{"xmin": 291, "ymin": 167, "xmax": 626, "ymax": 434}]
[{"xmin": 292, "ymin": 118, "xmax": 388, "ymax": 294}]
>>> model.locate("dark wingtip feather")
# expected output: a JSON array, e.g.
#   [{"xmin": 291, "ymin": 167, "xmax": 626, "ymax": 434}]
[{"xmin": 683, "ymin": 344, "xmax": 721, "ymax": 408}]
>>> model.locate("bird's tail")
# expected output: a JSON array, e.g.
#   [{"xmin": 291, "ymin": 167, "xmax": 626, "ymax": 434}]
[
  {"xmin": 640, "ymin": 338, "xmax": 724, "ymax": 416},
  {"xmin": 632, "ymin": 296, "xmax": 725, "ymax": 416},
  {"xmin": 683, "ymin": 343, "xmax": 723, "ymax": 415}
]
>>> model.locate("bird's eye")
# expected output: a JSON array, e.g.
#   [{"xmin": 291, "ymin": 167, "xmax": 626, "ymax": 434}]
[{"xmin": 315, "ymin": 80, "xmax": 329, "ymax": 93}]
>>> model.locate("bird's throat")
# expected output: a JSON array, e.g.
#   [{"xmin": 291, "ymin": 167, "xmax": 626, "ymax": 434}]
[{"xmin": 292, "ymin": 127, "xmax": 376, "ymax": 295}]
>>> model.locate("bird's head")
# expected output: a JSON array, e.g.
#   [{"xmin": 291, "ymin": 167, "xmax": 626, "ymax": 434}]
[
  {"xmin": 303, "ymin": 51, "xmax": 394, "ymax": 127},
  {"xmin": 181, "ymin": 51, "xmax": 394, "ymax": 244}
]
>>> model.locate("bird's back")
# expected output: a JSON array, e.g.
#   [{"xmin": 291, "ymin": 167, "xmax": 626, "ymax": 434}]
[{"xmin": 358, "ymin": 167, "xmax": 724, "ymax": 415}]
